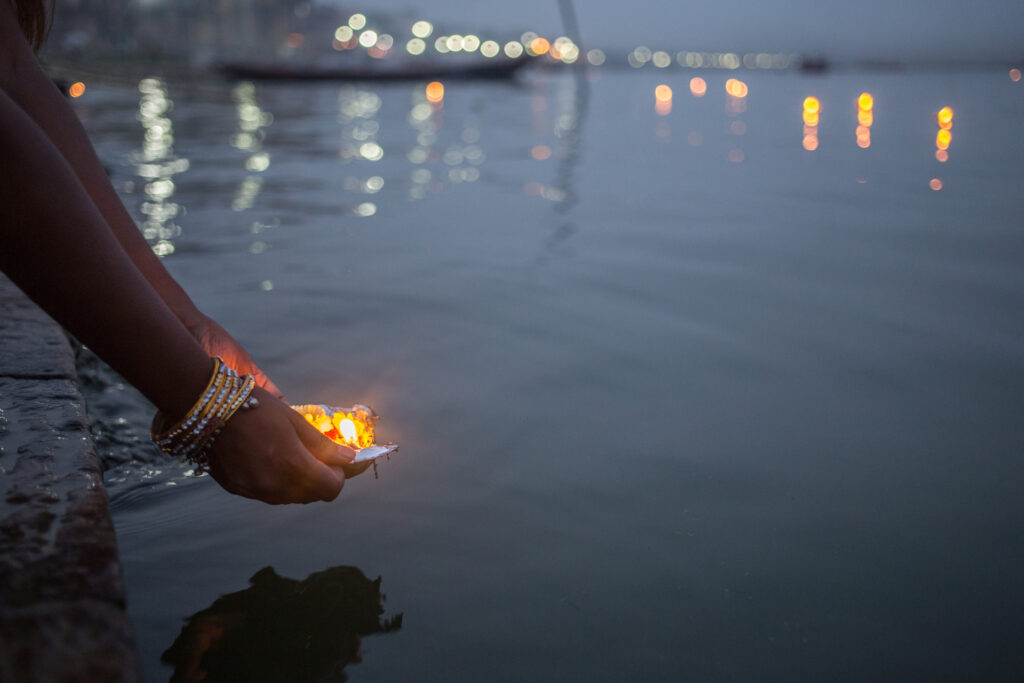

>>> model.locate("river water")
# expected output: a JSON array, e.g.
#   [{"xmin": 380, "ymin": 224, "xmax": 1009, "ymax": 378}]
[{"xmin": 74, "ymin": 66, "xmax": 1024, "ymax": 680}]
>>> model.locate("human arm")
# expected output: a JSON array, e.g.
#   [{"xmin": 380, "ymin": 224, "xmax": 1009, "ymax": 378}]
[
  {"xmin": 0, "ymin": 5, "xmax": 281, "ymax": 397},
  {"xmin": 0, "ymin": 85, "xmax": 354, "ymax": 503}
]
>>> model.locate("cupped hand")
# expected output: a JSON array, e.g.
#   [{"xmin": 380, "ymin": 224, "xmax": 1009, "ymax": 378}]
[
  {"xmin": 203, "ymin": 387, "xmax": 358, "ymax": 504},
  {"xmin": 186, "ymin": 314, "xmax": 284, "ymax": 399}
]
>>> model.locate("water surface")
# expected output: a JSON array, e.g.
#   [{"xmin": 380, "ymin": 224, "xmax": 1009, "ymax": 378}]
[{"xmin": 77, "ymin": 66, "xmax": 1024, "ymax": 681}]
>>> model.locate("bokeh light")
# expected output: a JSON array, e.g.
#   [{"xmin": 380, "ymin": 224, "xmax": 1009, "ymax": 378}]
[
  {"xmin": 856, "ymin": 92, "xmax": 873, "ymax": 148},
  {"xmin": 425, "ymin": 81, "xmax": 444, "ymax": 103},
  {"xmin": 480, "ymin": 40, "xmax": 500, "ymax": 58},
  {"xmin": 587, "ymin": 49, "xmax": 606, "ymax": 66},
  {"xmin": 358, "ymin": 30, "xmax": 377, "ymax": 48},
  {"xmin": 689, "ymin": 77, "xmax": 707, "ymax": 97},
  {"xmin": 1011, "ymin": 68, "xmax": 1022, "ymax": 82},
  {"xmin": 504, "ymin": 41, "xmax": 524, "ymax": 58},
  {"xmin": 531, "ymin": 145, "xmax": 552, "ymax": 160},
  {"xmin": 725, "ymin": 79, "xmax": 748, "ymax": 98},
  {"xmin": 411, "ymin": 20, "xmax": 433, "ymax": 38},
  {"xmin": 803, "ymin": 96, "xmax": 820, "ymax": 151},
  {"xmin": 654, "ymin": 84, "xmax": 673, "ymax": 102},
  {"xmin": 69, "ymin": 81, "xmax": 86, "ymax": 98},
  {"xmin": 348, "ymin": 13, "xmax": 366, "ymax": 30},
  {"xmin": 529, "ymin": 37, "xmax": 551, "ymax": 56},
  {"xmin": 652, "ymin": 51, "xmax": 672, "ymax": 68},
  {"xmin": 937, "ymin": 107, "xmax": 954, "ymax": 129},
  {"xmin": 406, "ymin": 38, "xmax": 425, "ymax": 55},
  {"xmin": 929, "ymin": 178, "xmax": 943, "ymax": 191}
]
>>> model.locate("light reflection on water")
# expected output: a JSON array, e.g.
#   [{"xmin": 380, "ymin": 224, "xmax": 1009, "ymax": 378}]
[{"xmin": 79, "ymin": 68, "xmax": 1024, "ymax": 681}]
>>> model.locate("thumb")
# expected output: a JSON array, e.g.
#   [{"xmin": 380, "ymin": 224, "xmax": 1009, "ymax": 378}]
[{"xmin": 289, "ymin": 409, "xmax": 358, "ymax": 466}]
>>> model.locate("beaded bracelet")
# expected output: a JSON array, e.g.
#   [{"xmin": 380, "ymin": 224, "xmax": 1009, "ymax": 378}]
[{"xmin": 150, "ymin": 356, "xmax": 260, "ymax": 470}]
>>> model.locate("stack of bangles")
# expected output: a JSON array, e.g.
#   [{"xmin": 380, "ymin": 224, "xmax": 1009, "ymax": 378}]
[{"xmin": 150, "ymin": 356, "xmax": 260, "ymax": 469}]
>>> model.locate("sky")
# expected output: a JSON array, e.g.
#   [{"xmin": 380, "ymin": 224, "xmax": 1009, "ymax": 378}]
[{"xmin": 330, "ymin": 0, "xmax": 1024, "ymax": 61}]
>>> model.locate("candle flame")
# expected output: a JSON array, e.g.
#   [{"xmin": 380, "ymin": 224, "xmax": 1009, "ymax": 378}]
[
  {"xmin": 339, "ymin": 418, "xmax": 357, "ymax": 444},
  {"xmin": 297, "ymin": 404, "xmax": 381, "ymax": 449}
]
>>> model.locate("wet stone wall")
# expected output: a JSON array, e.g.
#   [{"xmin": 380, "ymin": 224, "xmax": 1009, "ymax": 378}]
[{"xmin": 0, "ymin": 274, "xmax": 140, "ymax": 682}]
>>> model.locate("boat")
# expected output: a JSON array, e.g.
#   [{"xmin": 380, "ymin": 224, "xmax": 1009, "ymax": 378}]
[{"xmin": 217, "ymin": 55, "xmax": 533, "ymax": 82}]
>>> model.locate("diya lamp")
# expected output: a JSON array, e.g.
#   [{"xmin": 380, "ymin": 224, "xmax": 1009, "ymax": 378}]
[{"xmin": 293, "ymin": 403, "xmax": 398, "ymax": 466}]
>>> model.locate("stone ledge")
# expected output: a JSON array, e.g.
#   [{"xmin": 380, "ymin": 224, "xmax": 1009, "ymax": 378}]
[{"xmin": 0, "ymin": 274, "xmax": 140, "ymax": 682}]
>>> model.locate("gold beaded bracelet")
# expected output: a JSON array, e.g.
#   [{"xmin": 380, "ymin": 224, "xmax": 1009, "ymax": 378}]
[{"xmin": 150, "ymin": 356, "xmax": 260, "ymax": 470}]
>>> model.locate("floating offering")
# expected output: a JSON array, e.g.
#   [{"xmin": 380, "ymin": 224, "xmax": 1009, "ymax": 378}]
[{"xmin": 293, "ymin": 404, "xmax": 398, "ymax": 464}]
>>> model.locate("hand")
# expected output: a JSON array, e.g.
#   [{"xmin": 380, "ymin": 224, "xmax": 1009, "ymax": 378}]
[
  {"xmin": 203, "ymin": 387, "xmax": 358, "ymax": 504},
  {"xmin": 185, "ymin": 314, "xmax": 284, "ymax": 399}
]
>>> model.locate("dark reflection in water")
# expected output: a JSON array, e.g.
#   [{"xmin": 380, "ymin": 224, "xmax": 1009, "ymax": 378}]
[{"xmin": 162, "ymin": 566, "xmax": 402, "ymax": 683}]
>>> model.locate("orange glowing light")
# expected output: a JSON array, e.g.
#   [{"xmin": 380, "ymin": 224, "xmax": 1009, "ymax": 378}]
[
  {"xmin": 935, "ymin": 150, "xmax": 949, "ymax": 162},
  {"xmin": 803, "ymin": 111, "xmax": 819, "ymax": 126},
  {"xmin": 655, "ymin": 84, "xmax": 673, "ymax": 102},
  {"xmin": 531, "ymin": 145, "xmax": 552, "ymax": 160},
  {"xmin": 1011, "ymin": 68, "xmax": 1022, "ymax": 82},
  {"xmin": 937, "ymin": 107, "xmax": 954, "ymax": 129},
  {"xmin": 285, "ymin": 32, "xmax": 304, "ymax": 48},
  {"xmin": 425, "ymin": 81, "xmax": 444, "ymax": 103},
  {"xmin": 858, "ymin": 110, "xmax": 873, "ymax": 126},
  {"xmin": 802, "ymin": 135, "xmax": 819, "ymax": 151},
  {"xmin": 689, "ymin": 77, "xmax": 707, "ymax": 97},
  {"xmin": 858, "ymin": 92, "xmax": 874, "ymax": 110},
  {"xmin": 727, "ymin": 149, "xmax": 744, "ymax": 163},
  {"xmin": 803, "ymin": 96, "xmax": 820, "ymax": 114},
  {"xmin": 655, "ymin": 101, "xmax": 672, "ymax": 116},
  {"xmin": 530, "ymin": 37, "xmax": 551, "ymax": 56},
  {"xmin": 68, "ymin": 81, "xmax": 86, "ymax": 98},
  {"xmin": 725, "ymin": 79, "xmax": 748, "ymax": 98},
  {"xmin": 300, "ymin": 406, "xmax": 378, "ymax": 448},
  {"xmin": 936, "ymin": 129, "xmax": 952, "ymax": 150},
  {"xmin": 929, "ymin": 178, "xmax": 943, "ymax": 191}
]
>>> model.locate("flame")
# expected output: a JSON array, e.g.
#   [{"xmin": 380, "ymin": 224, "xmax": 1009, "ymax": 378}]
[
  {"xmin": 339, "ymin": 418, "xmax": 357, "ymax": 443},
  {"xmin": 300, "ymin": 405, "xmax": 378, "ymax": 448}
]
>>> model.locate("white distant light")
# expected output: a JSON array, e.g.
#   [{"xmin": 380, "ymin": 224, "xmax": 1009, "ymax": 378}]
[
  {"xmin": 652, "ymin": 50, "xmax": 671, "ymax": 68},
  {"xmin": 358, "ymin": 30, "xmax": 378, "ymax": 48},
  {"xmin": 587, "ymin": 49, "xmax": 606, "ymax": 66},
  {"xmin": 411, "ymin": 20, "xmax": 433, "ymax": 38},
  {"xmin": 334, "ymin": 26, "xmax": 353, "ymax": 42},
  {"xmin": 504, "ymin": 41, "xmax": 524, "ymax": 58},
  {"xmin": 446, "ymin": 34, "xmax": 463, "ymax": 52},
  {"xmin": 480, "ymin": 40, "xmax": 500, "ymax": 58},
  {"xmin": 435, "ymin": 36, "xmax": 450, "ymax": 53},
  {"xmin": 348, "ymin": 13, "xmax": 366, "ymax": 30},
  {"xmin": 462, "ymin": 34, "xmax": 480, "ymax": 52},
  {"xmin": 520, "ymin": 31, "xmax": 538, "ymax": 45},
  {"xmin": 406, "ymin": 38, "xmax": 426, "ymax": 55}
]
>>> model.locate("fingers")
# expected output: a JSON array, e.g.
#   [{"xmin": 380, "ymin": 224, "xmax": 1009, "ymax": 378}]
[
  {"xmin": 303, "ymin": 458, "xmax": 345, "ymax": 502},
  {"xmin": 289, "ymin": 409, "xmax": 358, "ymax": 466}
]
